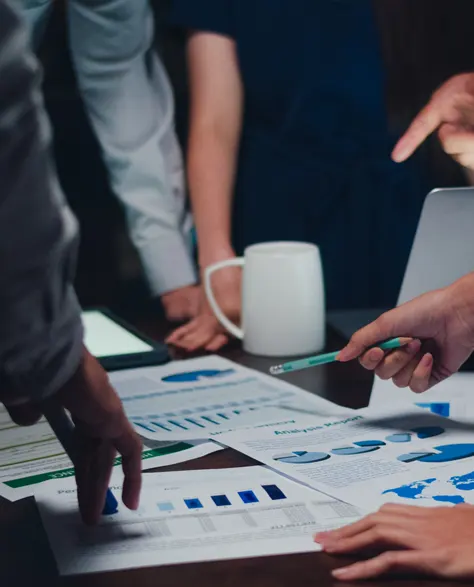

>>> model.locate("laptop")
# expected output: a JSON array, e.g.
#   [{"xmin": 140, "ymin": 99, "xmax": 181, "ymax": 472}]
[{"xmin": 370, "ymin": 187, "xmax": 474, "ymax": 406}]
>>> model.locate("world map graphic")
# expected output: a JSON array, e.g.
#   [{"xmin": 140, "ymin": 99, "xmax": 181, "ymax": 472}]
[{"xmin": 383, "ymin": 471, "xmax": 474, "ymax": 505}]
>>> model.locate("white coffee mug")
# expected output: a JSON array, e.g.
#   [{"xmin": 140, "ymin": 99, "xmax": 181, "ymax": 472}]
[{"xmin": 204, "ymin": 242, "xmax": 325, "ymax": 357}]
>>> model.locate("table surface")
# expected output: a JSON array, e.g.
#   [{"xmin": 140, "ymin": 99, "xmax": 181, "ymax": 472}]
[{"xmin": 0, "ymin": 320, "xmax": 467, "ymax": 587}]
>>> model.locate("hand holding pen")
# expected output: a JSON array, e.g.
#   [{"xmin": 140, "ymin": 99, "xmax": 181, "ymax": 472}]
[{"xmin": 272, "ymin": 274, "xmax": 474, "ymax": 393}]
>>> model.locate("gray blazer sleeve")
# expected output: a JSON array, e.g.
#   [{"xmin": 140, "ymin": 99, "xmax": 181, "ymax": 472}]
[{"xmin": 0, "ymin": 0, "xmax": 83, "ymax": 405}]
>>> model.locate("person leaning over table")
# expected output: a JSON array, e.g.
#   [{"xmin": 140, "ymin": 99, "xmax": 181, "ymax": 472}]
[
  {"xmin": 165, "ymin": 0, "xmax": 447, "ymax": 353},
  {"xmin": 312, "ymin": 73, "xmax": 474, "ymax": 582},
  {"xmin": 0, "ymin": 0, "xmax": 142, "ymax": 525},
  {"xmin": 19, "ymin": 0, "xmax": 200, "ymax": 323}
]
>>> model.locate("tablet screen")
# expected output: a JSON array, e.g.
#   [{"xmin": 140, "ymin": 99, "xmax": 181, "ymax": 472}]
[{"xmin": 82, "ymin": 311, "xmax": 154, "ymax": 358}]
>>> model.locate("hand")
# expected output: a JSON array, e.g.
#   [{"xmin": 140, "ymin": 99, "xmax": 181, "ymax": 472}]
[
  {"xmin": 4, "ymin": 348, "xmax": 143, "ymax": 526},
  {"xmin": 337, "ymin": 272, "xmax": 474, "ymax": 392},
  {"xmin": 392, "ymin": 73, "xmax": 474, "ymax": 168},
  {"xmin": 161, "ymin": 285, "xmax": 201, "ymax": 322},
  {"xmin": 166, "ymin": 260, "xmax": 242, "ymax": 352},
  {"xmin": 315, "ymin": 503, "xmax": 474, "ymax": 581}
]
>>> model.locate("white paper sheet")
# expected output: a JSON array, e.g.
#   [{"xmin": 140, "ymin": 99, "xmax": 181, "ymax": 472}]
[
  {"xmin": 0, "ymin": 406, "xmax": 221, "ymax": 501},
  {"xmin": 37, "ymin": 466, "xmax": 361, "ymax": 576},
  {"xmin": 217, "ymin": 407, "xmax": 474, "ymax": 511},
  {"xmin": 111, "ymin": 355, "xmax": 350, "ymax": 441},
  {"xmin": 370, "ymin": 372, "xmax": 474, "ymax": 417}
]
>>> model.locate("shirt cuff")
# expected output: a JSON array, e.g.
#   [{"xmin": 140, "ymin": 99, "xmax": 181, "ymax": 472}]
[
  {"xmin": 137, "ymin": 229, "xmax": 198, "ymax": 296},
  {"xmin": 0, "ymin": 290, "xmax": 84, "ymax": 406}
]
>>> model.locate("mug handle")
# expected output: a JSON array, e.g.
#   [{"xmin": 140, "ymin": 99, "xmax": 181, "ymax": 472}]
[{"xmin": 204, "ymin": 258, "xmax": 245, "ymax": 340}]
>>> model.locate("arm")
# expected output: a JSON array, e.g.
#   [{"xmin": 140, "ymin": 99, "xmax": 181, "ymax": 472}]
[
  {"xmin": 0, "ymin": 1, "xmax": 142, "ymax": 523},
  {"xmin": 186, "ymin": 32, "xmax": 243, "ymax": 268},
  {"xmin": 0, "ymin": 0, "xmax": 83, "ymax": 404}
]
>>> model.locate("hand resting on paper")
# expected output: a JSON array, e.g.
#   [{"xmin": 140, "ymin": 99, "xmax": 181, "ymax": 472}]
[
  {"xmin": 315, "ymin": 503, "xmax": 474, "ymax": 581},
  {"xmin": 166, "ymin": 263, "xmax": 241, "ymax": 352},
  {"xmin": 4, "ymin": 349, "xmax": 143, "ymax": 526},
  {"xmin": 337, "ymin": 272, "xmax": 474, "ymax": 392}
]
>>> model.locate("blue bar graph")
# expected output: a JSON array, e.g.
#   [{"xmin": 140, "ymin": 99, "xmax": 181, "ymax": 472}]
[
  {"xmin": 168, "ymin": 420, "xmax": 188, "ymax": 430},
  {"xmin": 211, "ymin": 495, "xmax": 231, "ymax": 506},
  {"xmin": 184, "ymin": 498, "xmax": 203, "ymax": 510},
  {"xmin": 152, "ymin": 422, "xmax": 172, "ymax": 432},
  {"xmin": 185, "ymin": 418, "xmax": 205, "ymax": 428},
  {"xmin": 262, "ymin": 485, "xmax": 287, "ymax": 501},
  {"xmin": 238, "ymin": 490, "xmax": 259, "ymax": 504},
  {"xmin": 202, "ymin": 416, "xmax": 220, "ymax": 425},
  {"xmin": 157, "ymin": 501, "xmax": 175, "ymax": 512}
]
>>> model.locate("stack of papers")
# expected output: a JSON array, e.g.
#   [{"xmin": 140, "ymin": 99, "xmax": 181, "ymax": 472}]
[{"xmin": 7, "ymin": 354, "xmax": 474, "ymax": 577}]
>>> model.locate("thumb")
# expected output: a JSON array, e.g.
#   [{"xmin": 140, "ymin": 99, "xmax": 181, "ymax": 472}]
[{"xmin": 337, "ymin": 310, "xmax": 402, "ymax": 362}]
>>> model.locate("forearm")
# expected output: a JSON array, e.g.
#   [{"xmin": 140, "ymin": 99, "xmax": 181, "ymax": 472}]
[
  {"xmin": 0, "ymin": 0, "xmax": 83, "ymax": 404},
  {"xmin": 187, "ymin": 123, "xmax": 240, "ymax": 267}
]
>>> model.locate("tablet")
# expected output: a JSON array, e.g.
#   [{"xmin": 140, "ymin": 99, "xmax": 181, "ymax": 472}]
[{"xmin": 82, "ymin": 309, "xmax": 169, "ymax": 371}]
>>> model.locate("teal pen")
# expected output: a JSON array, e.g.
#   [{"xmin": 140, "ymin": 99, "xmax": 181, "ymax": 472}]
[
  {"xmin": 269, "ymin": 337, "xmax": 410, "ymax": 376},
  {"xmin": 42, "ymin": 405, "xmax": 118, "ymax": 516}
]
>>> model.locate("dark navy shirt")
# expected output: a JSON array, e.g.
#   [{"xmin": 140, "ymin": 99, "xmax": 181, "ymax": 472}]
[{"xmin": 171, "ymin": 0, "xmax": 430, "ymax": 309}]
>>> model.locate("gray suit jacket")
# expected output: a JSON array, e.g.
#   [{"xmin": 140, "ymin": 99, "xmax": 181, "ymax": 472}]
[{"xmin": 0, "ymin": 0, "xmax": 83, "ymax": 405}]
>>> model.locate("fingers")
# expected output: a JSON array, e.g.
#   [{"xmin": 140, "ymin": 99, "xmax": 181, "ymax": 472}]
[
  {"xmin": 359, "ymin": 339, "xmax": 421, "ymax": 377},
  {"xmin": 438, "ymin": 123, "xmax": 474, "ymax": 169},
  {"xmin": 315, "ymin": 505, "xmax": 424, "ymax": 547},
  {"xmin": 332, "ymin": 550, "xmax": 442, "ymax": 581},
  {"xmin": 393, "ymin": 352, "xmax": 435, "ymax": 393},
  {"xmin": 323, "ymin": 526, "xmax": 417, "ymax": 554},
  {"xmin": 166, "ymin": 316, "xmax": 226, "ymax": 352},
  {"xmin": 392, "ymin": 99, "xmax": 443, "ymax": 162},
  {"xmin": 75, "ymin": 435, "xmax": 116, "ymax": 526},
  {"xmin": 337, "ymin": 311, "xmax": 401, "ymax": 362},
  {"xmin": 409, "ymin": 353, "xmax": 434, "ymax": 393},
  {"xmin": 439, "ymin": 123, "xmax": 474, "ymax": 154},
  {"xmin": 165, "ymin": 320, "xmax": 198, "ymax": 345},
  {"xmin": 205, "ymin": 334, "xmax": 229, "ymax": 352},
  {"xmin": 114, "ymin": 420, "xmax": 142, "ymax": 511}
]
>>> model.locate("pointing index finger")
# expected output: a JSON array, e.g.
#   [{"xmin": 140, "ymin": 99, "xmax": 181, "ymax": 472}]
[{"xmin": 392, "ymin": 100, "xmax": 443, "ymax": 163}]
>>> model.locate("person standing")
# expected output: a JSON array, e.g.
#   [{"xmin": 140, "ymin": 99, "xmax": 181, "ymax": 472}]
[
  {"xmin": 0, "ymin": 0, "xmax": 142, "ymax": 524},
  {"xmin": 20, "ymin": 0, "xmax": 200, "ymax": 321}
]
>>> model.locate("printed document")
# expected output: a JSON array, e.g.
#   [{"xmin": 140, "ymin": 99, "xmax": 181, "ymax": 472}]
[
  {"xmin": 111, "ymin": 355, "xmax": 350, "ymax": 441},
  {"xmin": 217, "ymin": 407, "xmax": 474, "ymax": 511},
  {"xmin": 370, "ymin": 373, "xmax": 474, "ymax": 419},
  {"xmin": 37, "ymin": 466, "xmax": 361, "ymax": 575},
  {"xmin": 0, "ymin": 406, "xmax": 220, "ymax": 501}
]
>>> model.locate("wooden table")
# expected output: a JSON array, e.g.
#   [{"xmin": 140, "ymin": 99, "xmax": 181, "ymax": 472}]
[{"xmin": 0, "ymin": 322, "xmax": 467, "ymax": 587}]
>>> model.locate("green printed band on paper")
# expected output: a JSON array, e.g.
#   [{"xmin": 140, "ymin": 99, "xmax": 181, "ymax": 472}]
[{"xmin": 4, "ymin": 443, "xmax": 191, "ymax": 489}]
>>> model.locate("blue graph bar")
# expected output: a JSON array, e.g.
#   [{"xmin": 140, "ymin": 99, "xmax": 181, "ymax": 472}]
[
  {"xmin": 217, "ymin": 413, "xmax": 229, "ymax": 420},
  {"xmin": 238, "ymin": 490, "xmax": 259, "ymax": 504},
  {"xmin": 157, "ymin": 501, "xmax": 175, "ymax": 512},
  {"xmin": 184, "ymin": 498, "xmax": 203, "ymax": 509},
  {"xmin": 134, "ymin": 422, "xmax": 155, "ymax": 433},
  {"xmin": 202, "ymin": 416, "xmax": 220, "ymax": 425},
  {"xmin": 152, "ymin": 422, "xmax": 172, "ymax": 432},
  {"xmin": 185, "ymin": 418, "xmax": 206, "ymax": 428},
  {"xmin": 262, "ymin": 485, "xmax": 287, "ymax": 501},
  {"xmin": 168, "ymin": 420, "xmax": 188, "ymax": 430},
  {"xmin": 211, "ymin": 495, "xmax": 231, "ymax": 506}
]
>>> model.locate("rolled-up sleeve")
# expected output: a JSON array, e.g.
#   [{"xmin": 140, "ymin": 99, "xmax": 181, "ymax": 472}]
[{"xmin": 0, "ymin": 0, "xmax": 83, "ymax": 405}]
